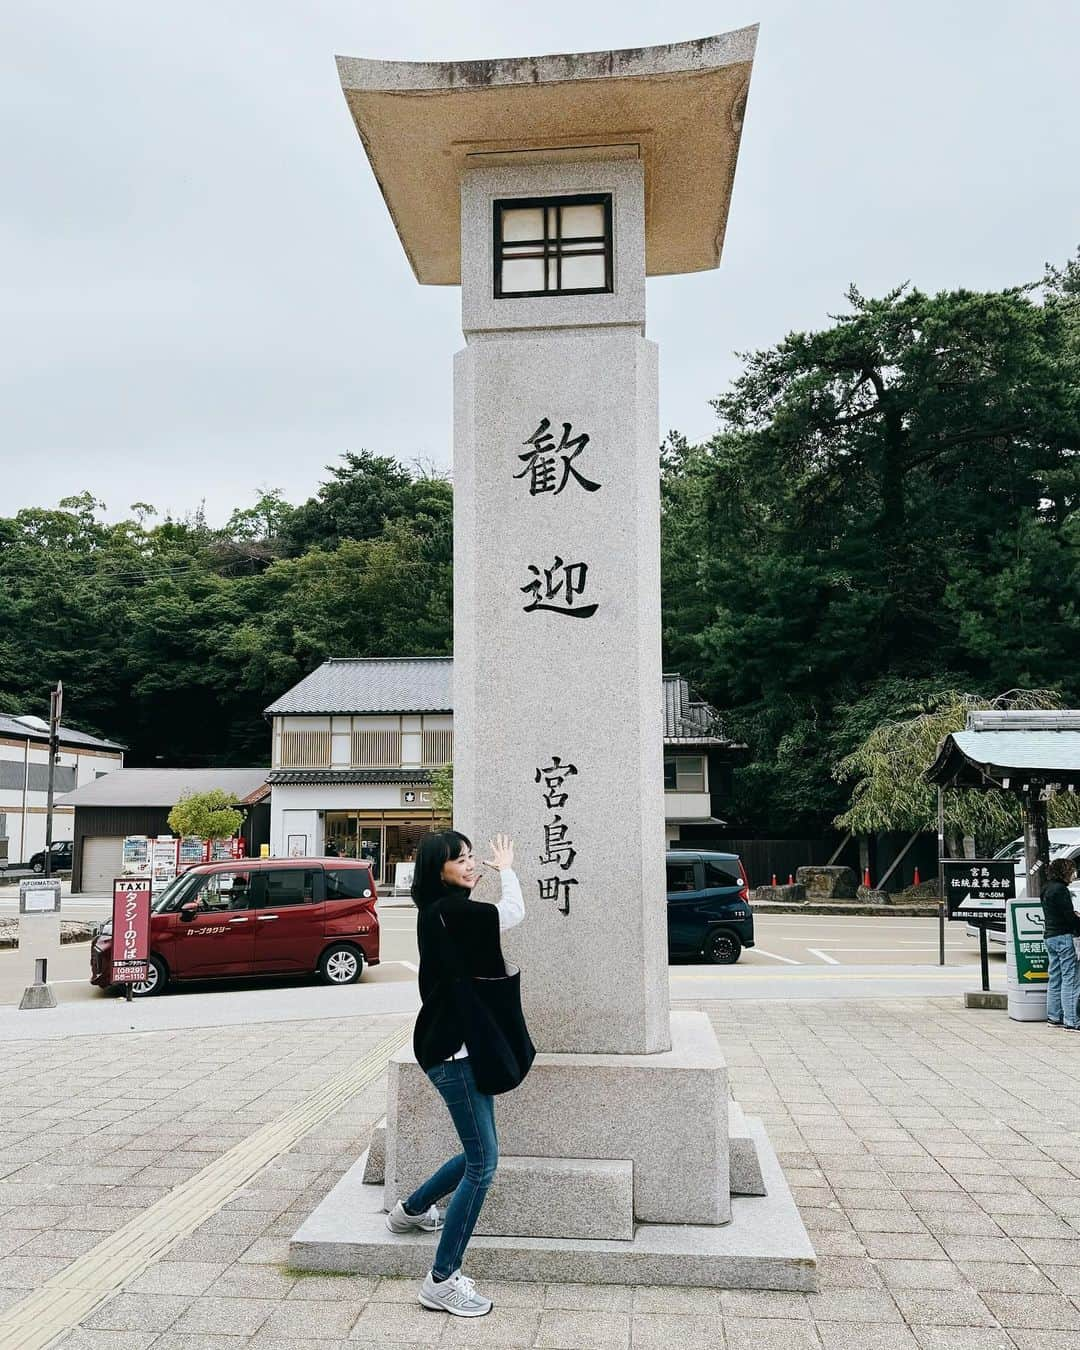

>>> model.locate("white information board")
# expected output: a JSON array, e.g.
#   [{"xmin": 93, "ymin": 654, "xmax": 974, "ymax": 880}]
[{"xmin": 19, "ymin": 879, "xmax": 61, "ymax": 914}]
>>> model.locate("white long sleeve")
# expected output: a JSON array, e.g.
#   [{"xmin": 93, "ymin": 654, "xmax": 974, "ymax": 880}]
[{"xmin": 496, "ymin": 868, "xmax": 525, "ymax": 932}]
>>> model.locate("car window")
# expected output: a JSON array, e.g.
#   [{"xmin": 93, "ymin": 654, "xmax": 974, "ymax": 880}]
[
  {"xmin": 259, "ymin": 868, "xmax": 317, "ymax": 907},
  {"xmin": 705, "ymin": 860, "xmax": 741, "ymax": 888},
  {"xmin": 325, "ymin": 868, "xmax": 373, "ymax": 901},
  {"xmin": 666, "ymin": 861, "xmax": 698, "ymax": 893},
  {"xmin": 192, "ymin": 871, "xmax": 254, "ymax": 912}
]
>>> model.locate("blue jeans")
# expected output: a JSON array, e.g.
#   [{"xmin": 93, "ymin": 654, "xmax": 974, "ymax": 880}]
[
  {"xmin": 1045, "ymin": 934, "xmax": 1079, "ymax": 1026},
  {"xmin": 403, "ymin": 1058, "xmax": 498, "ymax": 1279}
]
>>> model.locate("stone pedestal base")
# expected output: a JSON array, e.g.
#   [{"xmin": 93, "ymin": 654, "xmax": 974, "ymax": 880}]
[
  {"xmin": 289, "ymin": 1118, "xmax": 815, "ymax": 1289},
  {"xmin": 290, "ymin": 1009, "xmax": 816, "ymax": 1289},
  {"xmin": 386, "ymin": 1011, "xmax": 730, "ymax": 1229}
]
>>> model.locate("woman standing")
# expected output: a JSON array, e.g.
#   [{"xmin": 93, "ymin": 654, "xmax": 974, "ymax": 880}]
[
  {"xmin": 1042, "ymin": 857, "xmax": 1080, "ymax": 1029},
  {"xmin": 385, "ymin": 829, "xmax": 523, "ymax": 1317}
]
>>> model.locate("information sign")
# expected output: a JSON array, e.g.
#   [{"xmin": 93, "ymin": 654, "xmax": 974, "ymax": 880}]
[
  {"xmin": 944, "ymin": 860, "xmax": 1015, "ymax": 923},
  {"xmin": 110, "ymin": 878, "xmax": 151, "ymax": 983},
  {"xmin": 19, "ymin": 878, "xmax": 61, "ymax": 913}
]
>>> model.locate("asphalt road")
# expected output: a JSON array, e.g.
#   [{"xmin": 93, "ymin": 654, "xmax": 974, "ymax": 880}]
[{"xmin": 0, "ymin": 907, "xmax": 1003, "ymax": 1011}]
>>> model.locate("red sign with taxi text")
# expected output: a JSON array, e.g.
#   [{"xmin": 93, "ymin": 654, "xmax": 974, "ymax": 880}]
[{"xmin": 111, "ymin": 879, "xmax": 152, "ymax": 983}]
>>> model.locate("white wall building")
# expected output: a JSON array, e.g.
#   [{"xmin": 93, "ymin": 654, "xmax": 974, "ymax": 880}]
[
  {"xmin": 266, "ymin": 657, "xmax": 739, "ymax": 882},
  {"xmin": 0, "ymin": 713, "xmax": 123, "ymax": 867}
]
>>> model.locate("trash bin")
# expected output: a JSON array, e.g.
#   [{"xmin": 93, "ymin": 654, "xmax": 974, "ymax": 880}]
[{"xmin": 1006, "ymin": 896, "xmax": 1048, "ymax": 1022}]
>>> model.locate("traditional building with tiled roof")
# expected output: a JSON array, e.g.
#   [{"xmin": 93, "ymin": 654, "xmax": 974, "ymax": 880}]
[{"xmin": 264, "ymin": 657, "xmax": 742, "ymax": 880}]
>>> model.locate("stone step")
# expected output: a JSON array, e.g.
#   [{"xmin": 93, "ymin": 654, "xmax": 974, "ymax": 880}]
[
  {"xmin": 478, "ymin": 1156, "xmax": 633, "ymax": 1240},
  {"xmin": 728, "ymin": 1100, "xmax": 765, "ymax": 1196}
]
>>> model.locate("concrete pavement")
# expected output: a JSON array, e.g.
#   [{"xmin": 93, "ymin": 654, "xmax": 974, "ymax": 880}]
[{"xmin": 0, "ymin": 993, "xmax": 1077, "ymax": 1348}]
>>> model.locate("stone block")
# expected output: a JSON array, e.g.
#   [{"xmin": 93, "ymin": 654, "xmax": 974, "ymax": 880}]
[
  {"xmin": 796, "ymin": 866, "xmax": 858, "ymax": 900},
  {"xmin": 753, "ymin": 884, "xmax": 806, "ymax": 903},
  {"xmin": 477, "ymin": 1156, "xmax": 633, "ymax": 1239},
  {"xmin": 18, "ymin": 983, "xmax": 57, "ymax": 1010},
  {"xmin": 289, "ymin": 1118, "xmax": 816, "ymax": 1290},
  {"xmin": 363, "ymin": 1120, "xmax": 386, "ymax": 1185},
  {"xmin": 385, "ymin": 1010, "xmax": 729, "ymax": 1226},
  {"xmin": 964, "ymin": 991, "xmax": 1008, "ymax": 1010},
  {"xmin": 729, "ymin": 1101, "xmax": 765, "ymax": 1196}
]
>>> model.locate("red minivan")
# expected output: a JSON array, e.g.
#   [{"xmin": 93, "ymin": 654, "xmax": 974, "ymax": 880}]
[{"xmin": 90, "ymin": 858, "xmax": 379, "ymax": 997}]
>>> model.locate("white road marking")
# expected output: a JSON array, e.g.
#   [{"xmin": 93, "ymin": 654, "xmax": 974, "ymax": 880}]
[
  {"xmin": 749, "ymin": 948, "xmax": 802, "ymax": 965},
  {"xmin": 807, "ymin": 947, "xmax": 840, "ymax": 965},
  {"xmin": 397, "ymin": 961, "xmax": 418, "ymax": 973}
]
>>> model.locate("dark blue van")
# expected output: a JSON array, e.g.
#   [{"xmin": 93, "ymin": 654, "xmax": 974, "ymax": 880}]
[{"xmin": 666, "ymin": 850, "xmax": 754, "ymax": 964}]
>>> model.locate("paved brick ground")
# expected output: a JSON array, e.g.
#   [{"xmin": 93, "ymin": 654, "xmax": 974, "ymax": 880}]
[{"xmin": 2, "ymin": 997, "xmax": 1080, "ymax": 1347}]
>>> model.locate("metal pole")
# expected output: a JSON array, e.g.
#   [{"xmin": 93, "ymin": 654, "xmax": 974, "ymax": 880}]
[
  {"xmin": 937, "ymin": 786, "xmax": 946, "ymax": 966},
  {"xmin": 978, "ymin": 925, "xmax": 990, "ymax": 992},
  {"xmin": 43, "ymin": 682, "xmax": 62, "ymax": 879}
]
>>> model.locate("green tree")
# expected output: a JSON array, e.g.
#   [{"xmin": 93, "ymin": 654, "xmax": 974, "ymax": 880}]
[
  {"xmin": 833, "ymin": 688, "xmax": 1080, "ymax": 848},
  {"xmin": 167, "ymin": 790, "xmax": 245, "ymax": 841},
  {"xmin": 661, "ymin": 268, "xmax": 1080, "ymax": 835},
  {"xmin": 431, "ymin": 761, "xmax": 453, "ymax": 820}
]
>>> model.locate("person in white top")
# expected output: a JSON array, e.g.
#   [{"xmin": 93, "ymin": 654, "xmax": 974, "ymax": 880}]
[{"xmin": 385, "ymin": 831, "xmax": 523, "ymax": 1318}]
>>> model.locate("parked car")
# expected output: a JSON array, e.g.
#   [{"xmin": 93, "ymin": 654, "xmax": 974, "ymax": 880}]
[
  {"xmin": 28, "ymin": 840, "xmax": 73, "ymax": 874},
  {"xmin": 666, "ymin": 850, "xmax": 754, "ymax": 963},
  {"xmin": 966, "ymin": 829, "xmax": 1080, "ymax": 945},
  {"xmin": 90, "ymin": 858, "xmax": 379, "ymax": 997}
]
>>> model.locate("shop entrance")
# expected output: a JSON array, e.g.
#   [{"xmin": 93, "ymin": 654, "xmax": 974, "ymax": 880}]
[{"xmin": 324, "ymin": 811, "xmax": 436, "ymax": 887}]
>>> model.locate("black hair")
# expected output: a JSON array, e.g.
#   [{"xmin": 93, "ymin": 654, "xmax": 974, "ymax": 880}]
[
  {"xmin": 411, "ymin": 830, "xmax": 473, "ymax": 908},
  {"xmin": 1048, "ymin": 857, "xmax": 1077, "ymax": 885}
]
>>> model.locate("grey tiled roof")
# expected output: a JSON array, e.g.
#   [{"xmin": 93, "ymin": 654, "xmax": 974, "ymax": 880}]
[
  {"xmin": 58, "ymin": 767, "xmax": 269, "ymax": 808},
  {"xmin": 0, "ymin": 713, "xmax": 125, "ymax": 752},
  {"xmin": 661, "ymin": 675, "xmax": 732, "ymax": 745},
  {"xmin": 265, "ymin": 658, "xmax": 453, "ymax": 715},
  {"xmin": 266, "ymin": 659, "xmax": 735, "ymax": 745},
  {"xmin": 267, "ymin": 769, "xmax": 434, "ymax": 786}
]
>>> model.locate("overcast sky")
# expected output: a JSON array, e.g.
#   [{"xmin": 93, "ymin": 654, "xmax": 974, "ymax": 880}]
[{"xmin": 2, "ymin": 1, "xmax": 1077, "ymax": 524}]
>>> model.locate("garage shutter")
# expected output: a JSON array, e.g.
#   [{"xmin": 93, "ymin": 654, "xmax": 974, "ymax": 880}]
[{"xmin": 81, "ymin": 837, "xmax": 124, "ymax": 894}]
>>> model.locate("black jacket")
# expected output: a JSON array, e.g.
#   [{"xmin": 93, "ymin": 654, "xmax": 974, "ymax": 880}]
[
  {"xmin": 1041, "ymin": 880, "xmax": 1080, "ymax": 939},
  {"xmin": 412, "ymin": 889, "xmax": 507, "ymax": 1070}
]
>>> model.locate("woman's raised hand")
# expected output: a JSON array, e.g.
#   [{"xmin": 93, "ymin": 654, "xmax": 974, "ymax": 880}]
[{"xmin": 484, "ymin": 833, "xmax": 515, "ymax": 871}]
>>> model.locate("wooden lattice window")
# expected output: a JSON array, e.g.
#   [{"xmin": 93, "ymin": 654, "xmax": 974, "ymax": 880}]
[
  {"xmin": 421, "ymin": 729, "xmax": 453, "ymax": 766},
  {"xmin": 279, "ymin": 730, "xmax": 331, "ymax": 768},
  {"xmin": 352, "ymin": 730, "xmax": 402, "ymax": 767}
]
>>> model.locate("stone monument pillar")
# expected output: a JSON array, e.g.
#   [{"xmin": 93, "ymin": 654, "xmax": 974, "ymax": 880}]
[
  {"xmin": 453, "ymin": 154, "xmax": 668, "ymax": 1056},
  {"xmin": 291, "ymin": 30, "xmax": 816, "ymax": 1290}
]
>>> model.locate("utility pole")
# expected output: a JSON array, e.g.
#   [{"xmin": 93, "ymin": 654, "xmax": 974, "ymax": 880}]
[{"xmin": 43, "ymin": 681, "xmax": 62, "ymax": 879}]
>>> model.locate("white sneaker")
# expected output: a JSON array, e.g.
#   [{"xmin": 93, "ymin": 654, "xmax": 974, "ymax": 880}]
[
  {"xmin": 418, "ymin": 1268, "xmax": 493, "ymax": 1317},
  {"xmin": 385, "ymin": 1200, "xmax": 443, "ymax": 1234}
]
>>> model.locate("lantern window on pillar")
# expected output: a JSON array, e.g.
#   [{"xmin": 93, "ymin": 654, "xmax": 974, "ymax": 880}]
[{"xmin": 494, "ymin": 194, "xmax": 613, "ymax": 298}]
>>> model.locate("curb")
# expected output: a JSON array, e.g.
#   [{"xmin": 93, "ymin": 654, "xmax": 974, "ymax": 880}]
[{"xmin": 751, "ymin": 902, "xmax": 941, "ymax": 918}]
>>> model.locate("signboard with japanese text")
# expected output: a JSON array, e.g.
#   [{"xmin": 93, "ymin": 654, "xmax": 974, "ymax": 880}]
[
  {"xmin": 1009, "ymin": 901, "xmax": 1048, "ymax": 984},
  {"xmin": 110, "ymin": 878, "xmax": 151, "ymax": 983},
  {"xmin": 944, "ymin": 860, "xmax": 1015, "ymax": 923}
]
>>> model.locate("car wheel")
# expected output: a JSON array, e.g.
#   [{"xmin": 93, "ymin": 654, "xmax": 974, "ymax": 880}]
[
  {"xmin": 130, "ymin": 956, "xmax": 167, "ymax": 998},
  {"xmin": 704, "ymin": 929, "xmax": 742, "ymax": 964},
  {"xmin": 318, "ymin": 943, "xmax": 364, "ymax": 986},
  {"xmin": 32, "ymin": 861, "xmax": 44, "ymax": 874}
]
